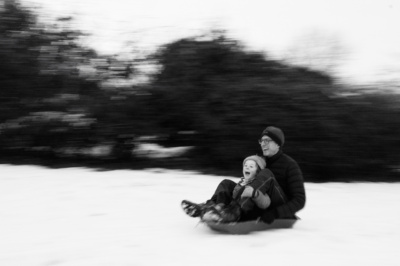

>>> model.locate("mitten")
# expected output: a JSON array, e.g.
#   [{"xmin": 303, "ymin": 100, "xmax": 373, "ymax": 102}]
[{"xmin": 240, "ymin": 186, "xmax": 255, "ymax": 198}]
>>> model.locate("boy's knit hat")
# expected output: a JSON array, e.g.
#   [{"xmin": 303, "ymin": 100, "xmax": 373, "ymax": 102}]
[
  {"xmin": 261, "ymin": 126, "xmax": 285, "ymax": 147},
  {"xmin": 243, "ymin": 155, "xmax": 266, "ymax": 170}
]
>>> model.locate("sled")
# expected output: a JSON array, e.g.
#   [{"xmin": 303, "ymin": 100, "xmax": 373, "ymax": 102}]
[{"xmin": 203, "ymin": 218, "xmax": 298, "ymax": 234}]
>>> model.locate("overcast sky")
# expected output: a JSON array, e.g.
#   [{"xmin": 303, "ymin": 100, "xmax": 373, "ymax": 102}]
[{"xmin": 22, "ymin": 0, "xmax": 400, "ymax": 85}]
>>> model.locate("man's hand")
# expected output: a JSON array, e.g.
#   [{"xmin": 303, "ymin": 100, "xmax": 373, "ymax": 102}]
[{"xmin": 260, "ymin": 209, "xmax": 278, "ymax": 224}]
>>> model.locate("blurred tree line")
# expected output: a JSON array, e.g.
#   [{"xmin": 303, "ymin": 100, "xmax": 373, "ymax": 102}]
[{"xmin": 1, "ymin": 1, "xmax": 399, "ymax": 181}]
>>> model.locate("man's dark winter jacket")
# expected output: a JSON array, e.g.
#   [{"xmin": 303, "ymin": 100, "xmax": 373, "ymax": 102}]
[{"xmin": 264, "ymin": 150, "xmax": 306, "ymax": 218}]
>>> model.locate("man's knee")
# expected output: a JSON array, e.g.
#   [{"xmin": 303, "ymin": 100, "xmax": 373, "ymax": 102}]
[
  {"xmin": 250, "ymin": 169, "xmax": 275, "ymax": 190},
  {"xmin": 257, "ymin": 169, "xmax": 275, "ymax": 181}
]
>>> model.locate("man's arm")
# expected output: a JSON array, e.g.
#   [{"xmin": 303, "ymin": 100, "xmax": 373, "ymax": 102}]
[{"xmin": 275, "ymin": 160, "xmax": 306, "ymax": 218}]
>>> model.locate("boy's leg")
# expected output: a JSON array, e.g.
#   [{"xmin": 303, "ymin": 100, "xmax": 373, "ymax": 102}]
[
  {"xmin": 181, "ymin": 179, "xmax": 236, "ymax": 219},
  {"xmin": 202, "ymin": 179, "xmax": 242, "ymax": 223},
  {"xmin": 209, "ymin": 179, "xmax": 237, "ymax": 206}
]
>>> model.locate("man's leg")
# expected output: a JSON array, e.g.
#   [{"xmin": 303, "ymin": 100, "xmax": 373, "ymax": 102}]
[
  {"xmin": 215, "ymin": 171, "xmax": 288, "ymax": 222},
  {"xmin": 234, "ymin": 169, "xmax": 287, "ymax": 220},
  {"xmin": 249, "ymin": 169, "xmax": 287, "ymax": 208}
]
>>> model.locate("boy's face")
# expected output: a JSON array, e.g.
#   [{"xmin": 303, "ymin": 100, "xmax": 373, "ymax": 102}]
[{"xmin": 243, "ymin": 160, "xmax": 258, "ymax": 180}]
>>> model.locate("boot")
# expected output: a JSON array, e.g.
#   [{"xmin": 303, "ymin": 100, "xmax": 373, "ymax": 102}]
[
  {"xmin": 215, "ymin": 201, "xmax": 242, "ymax": 223},
  {"xmin": 181, "ymin": 200, "xmax": 215, "ymax": 218},
  {"xmin": 201, "ymin": 203, "xmax": 225, "ymax": 222}
]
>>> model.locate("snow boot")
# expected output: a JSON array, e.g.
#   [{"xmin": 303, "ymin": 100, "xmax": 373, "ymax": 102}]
[
  {"xmin": 216, "ymin": 201, "xmax": 242, "ymax": 223},
  {"xmin": 201, "ymin": 203, "xmax": 225, "ymax": 222},
  {"xmin": 181, "ymin": 200, "xmax": 215, "ymax": 218}
]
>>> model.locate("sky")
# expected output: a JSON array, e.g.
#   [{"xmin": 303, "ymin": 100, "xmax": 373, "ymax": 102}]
[
  {"xmin": 1, "ymin": 164, "xmax": 399, "ymax": 265},
  {"xmin": 21, "ymin": 0, "xmax": 400, "ymax": 85}
]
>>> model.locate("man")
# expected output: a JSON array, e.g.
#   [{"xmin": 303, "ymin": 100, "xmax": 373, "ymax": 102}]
[
  {"xmin": 182, "ymin": 126, "xmax": 306, "ymax": 224},
  {"xmin": 251, "ymin": 126, "xmax": 306, "ymax": 223}
]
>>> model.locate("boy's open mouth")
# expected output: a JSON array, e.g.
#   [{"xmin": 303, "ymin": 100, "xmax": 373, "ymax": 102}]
[{"xmin": 245, "ymin": 171, "xmax": 250, "ymax": 176}]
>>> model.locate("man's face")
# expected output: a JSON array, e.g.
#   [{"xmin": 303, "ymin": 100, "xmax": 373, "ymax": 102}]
[{"xmin": 259, "ymin": 136, "xmax": 280, "ymax": 157}]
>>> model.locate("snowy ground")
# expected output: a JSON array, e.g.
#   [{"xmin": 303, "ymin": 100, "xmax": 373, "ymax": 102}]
[{"xmin": 0, "ymin": 164, "xmax": 399, "ymax": 266}]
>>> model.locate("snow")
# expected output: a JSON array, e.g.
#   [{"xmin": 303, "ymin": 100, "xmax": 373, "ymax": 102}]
[{"xmin": 0, "ymin": 164, "xmax": 399, "ymax": 266}]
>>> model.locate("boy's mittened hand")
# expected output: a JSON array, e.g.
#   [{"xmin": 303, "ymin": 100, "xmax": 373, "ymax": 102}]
[{"xmin": 240, "ymin": 186, "xmax": 254, "ymax": 198}]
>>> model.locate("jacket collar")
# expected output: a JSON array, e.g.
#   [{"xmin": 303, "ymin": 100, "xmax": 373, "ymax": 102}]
[{"xmin": 266, "ymin": 149, "xmax": 283, "ymax": 165}]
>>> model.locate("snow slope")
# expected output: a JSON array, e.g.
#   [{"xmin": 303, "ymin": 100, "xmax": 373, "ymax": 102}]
[{"xmin": 0, "ymin": 164, "xmax": 399, "ymax": 266}]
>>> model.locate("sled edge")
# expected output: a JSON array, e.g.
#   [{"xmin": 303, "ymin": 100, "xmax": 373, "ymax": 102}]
[{"xmin": 204, "ymin": 218, "xmax": 298, "ymax": 234}]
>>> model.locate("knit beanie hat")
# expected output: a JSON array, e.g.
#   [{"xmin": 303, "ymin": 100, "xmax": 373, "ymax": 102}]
[
  {"xmin": 261, "ymin": 126, "xmax": 285, "ymax": 147},
  {"xmin": 243, "ymin": 155, "xmax": 266, "ymax": 170}
]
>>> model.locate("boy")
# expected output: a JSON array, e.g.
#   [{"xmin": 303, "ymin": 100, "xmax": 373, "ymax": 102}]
[{"xmin": 182, "ymin": 155, "xmax": 287, "ymax": 223}]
